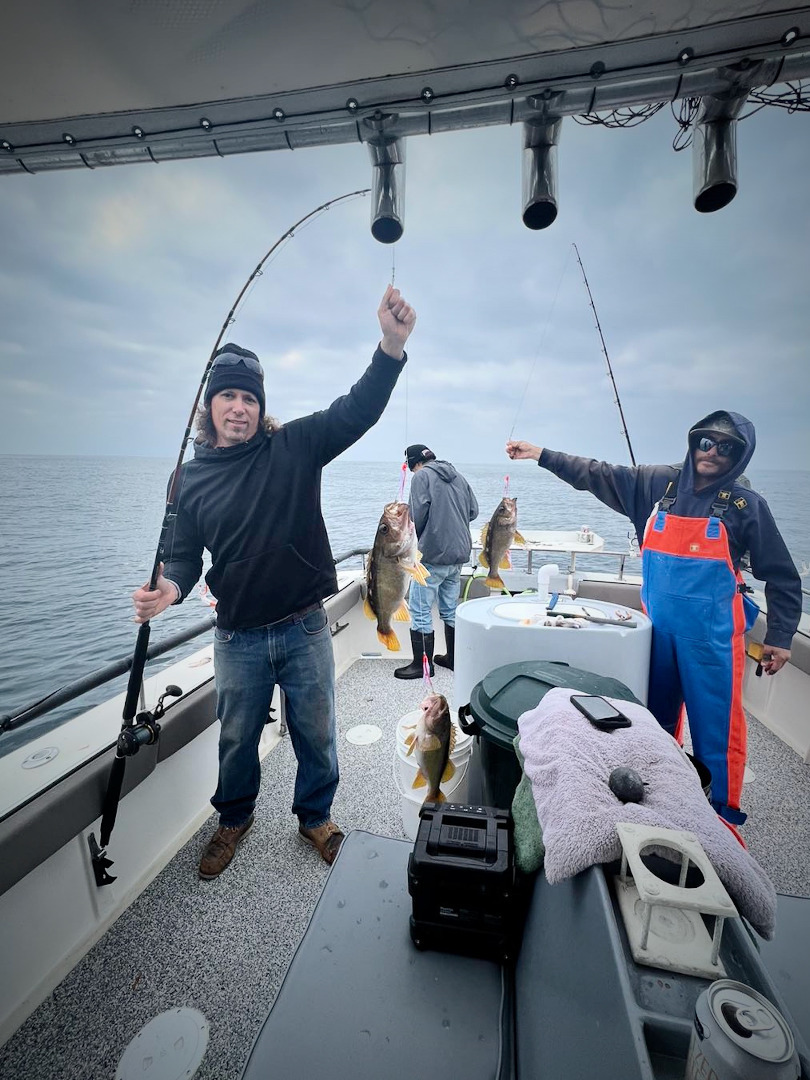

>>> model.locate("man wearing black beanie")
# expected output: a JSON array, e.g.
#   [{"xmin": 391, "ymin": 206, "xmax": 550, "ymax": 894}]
[
  {"xmin": 133, "ymin": 286, "xmax": 416, "ymax": 877},
  {"xmin": 394, "ymin": 443, "xmax": 478, "ymax": 678}
]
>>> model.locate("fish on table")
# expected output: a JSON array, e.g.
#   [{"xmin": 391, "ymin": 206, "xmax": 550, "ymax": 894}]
[
  {"xmin": 403, "ymin": 693, "xmax": 456, "ymax": 803},
  {"xmin": 479, "ymin": 496, "xmax": 525, "ymax": 590},
  {"xmin": 364, "ymin": 501, "xmax": 429, "ymax": 651}
]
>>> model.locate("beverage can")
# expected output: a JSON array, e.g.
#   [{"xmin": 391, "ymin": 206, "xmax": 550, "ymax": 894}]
[{"xmin": 686, "ymin": 979, "xmax": 800, "ymax": 1079}]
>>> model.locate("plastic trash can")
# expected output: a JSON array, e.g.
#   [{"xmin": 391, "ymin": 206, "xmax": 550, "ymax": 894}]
[{"xmin": 458, "ymin": 660, "xmax": 640, "ymax": 810}]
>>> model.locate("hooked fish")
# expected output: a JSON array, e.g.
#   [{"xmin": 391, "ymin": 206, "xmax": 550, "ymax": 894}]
[
  {"xmin": 364, "ymin": 501, "xmax": 429, "ymax": 650},
  {"xmin": 479, "ymin": 496, "xmax": 525, "ymax": 589},
  {"xmin": 403, "ymin": 693, "xmax": 456, "ymax": 803}
]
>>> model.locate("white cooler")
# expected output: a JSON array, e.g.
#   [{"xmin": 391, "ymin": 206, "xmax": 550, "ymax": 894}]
[{"xmin": 453, "ymin": 595, "xmax": 652, "ymax": 713}]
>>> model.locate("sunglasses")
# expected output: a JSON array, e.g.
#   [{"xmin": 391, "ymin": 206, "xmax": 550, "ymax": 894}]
[
  {"xmin": 697, "ymin": 436, "xmax": 737, "ymax": 457},
  {"xmin": 211, "ymin": 353, "xmax": 264, "ymax": 376}
]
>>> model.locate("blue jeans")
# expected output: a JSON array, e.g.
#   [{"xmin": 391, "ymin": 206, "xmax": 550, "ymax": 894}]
[
  {"xmin": 211, "ymin": 604, "xmax": 338, "ymax": 829},
  {"xmin": 408, "ymin": 563, "xmax": 463, "ymax": 633}
]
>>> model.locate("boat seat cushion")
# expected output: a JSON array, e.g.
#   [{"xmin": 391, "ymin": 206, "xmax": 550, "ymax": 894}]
[{"xmin": 239, "ymin": 830, "xmax": 508, "ymax": 1080}]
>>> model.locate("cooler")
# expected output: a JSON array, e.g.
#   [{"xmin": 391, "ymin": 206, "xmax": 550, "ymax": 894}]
[{"xmin": 453, "ymin": 594, "xmax": 652, "ymax": 713}]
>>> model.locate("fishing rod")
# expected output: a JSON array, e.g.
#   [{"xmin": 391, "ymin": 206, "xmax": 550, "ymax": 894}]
[
  {"xmin": 90, "ymin": 188, "xmax": 370, "ymax": 886},
  {"xmin": 572, "ymin": 243, "xmax": 637, "ymax": 467}
]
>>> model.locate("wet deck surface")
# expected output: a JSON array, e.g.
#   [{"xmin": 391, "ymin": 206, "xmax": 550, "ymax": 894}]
[{"xmin": 0, "ymin": 659, "xmax": 808, "ymax": 1080}]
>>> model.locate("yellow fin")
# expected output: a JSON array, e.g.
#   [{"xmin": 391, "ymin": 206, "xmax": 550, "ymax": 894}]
[
  {"xmin": 393, "ymin": 601, "xmax": 411, "ymax": 622},
  {"xmin": 405, "ymin": 737, "xmax": 416, "ymax": 757},
  {"xmin": 405, "ymin": 561, "xmax": 430, "ymax": 586},
  {"xmin": 433, "ymin": 791, "xmax": 446, "ymax": 804},
  {"xmin": 377, "ymin": 628, "xmax": 400, "ymax": 651},
  {"xmin": 363, "ymin": 597, "xmax": 376, "ymax": 621},
  {"xmin": 499, "ymin": 556, "xmax": 511, "ymax": 569},
  {"xmin": 480, "ymin": 523, "xmax": 489, "ymax": 549},
  {"xmin": 412, "ymin": 771, "xmax": 428, "ymax": 789},
  {"xmin": 513, "ymin": 530, "xmax": 526, "ymax": 545},
  {"xmin": 441, "ymin": 760, "xmax": 456, "ymax": 783},
  {"xmin": 478, "ymin": 552, "xmax": 488, "ymax": 568},
  {"xmin": 449, "ymin": 725, "xmax": 456, "ymax": 752},
  {"xmin": 484, "ymin": 575, "xmax": 504, "ymax": 589}
]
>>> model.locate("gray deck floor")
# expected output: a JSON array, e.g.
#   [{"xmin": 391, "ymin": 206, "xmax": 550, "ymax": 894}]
[{"xmin": 1, "ymin": 659, "xmax": 808, "ymax": 1080}]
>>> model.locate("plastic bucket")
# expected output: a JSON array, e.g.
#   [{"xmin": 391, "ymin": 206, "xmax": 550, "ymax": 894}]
[{"xmin": 395, "ymin": 710, "xmax": 473, "ymax": 841}]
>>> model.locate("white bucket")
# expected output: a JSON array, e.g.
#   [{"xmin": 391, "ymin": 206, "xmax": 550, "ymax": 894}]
[{"xmin": 394, "ymin": 709, "xmax": 473, "ymax": 841}]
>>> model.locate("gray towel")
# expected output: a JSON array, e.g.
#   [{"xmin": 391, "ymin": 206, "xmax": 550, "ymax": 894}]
[{"xmin": 518, "ymin": 688, "xmax": 777, "ymax": 939}]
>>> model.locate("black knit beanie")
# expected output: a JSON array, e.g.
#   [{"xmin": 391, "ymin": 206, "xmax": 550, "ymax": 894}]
[{"xmin": 205, "ymin": 344, "xmax": 265, "ymax": 415}]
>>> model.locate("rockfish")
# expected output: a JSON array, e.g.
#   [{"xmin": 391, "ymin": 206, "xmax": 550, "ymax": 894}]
[
  {"xmin": 364, "ymin": 501, "xmax": 429, "ymax": 651},
  {"xmin": 404, "ymin": 694, "xmax": 456, "ymax": 803},
  {"xmin": 479, "ymin": 496, "xmax": 525, "ymax": 589}
]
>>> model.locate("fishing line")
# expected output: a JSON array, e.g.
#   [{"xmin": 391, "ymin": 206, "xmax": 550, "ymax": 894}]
[
  {"xmin": 92, "ymin": 188, "xmax": 371, "ymax": 885},
  {"xmin": 507, "ymin": 245, "xmax": 573, "ymax": 440},
  {"xmin": 572, "ymin": 242, "xmax": 637, "ymax": 466}
]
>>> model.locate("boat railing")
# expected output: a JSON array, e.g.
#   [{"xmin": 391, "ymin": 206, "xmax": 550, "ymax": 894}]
[
  {"xmin": 0, "ymin": 549, "xmax": 374, "ymax": 739},
  {"xmin": 0, "ymin": 614, "xmax": 217, "ymax": 736},
  {"xmin": 2, "ymin": 546, "xmax": 805, "ymax": 740}
]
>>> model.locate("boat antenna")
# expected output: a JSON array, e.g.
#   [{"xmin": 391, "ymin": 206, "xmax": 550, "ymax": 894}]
[
  {"xmin": 90, "ymin": 189, "xmax": 370, "ymax": 887},
  {"xmin": 572, "ymin": 242, "xmax": 637, "ymax": 466}
]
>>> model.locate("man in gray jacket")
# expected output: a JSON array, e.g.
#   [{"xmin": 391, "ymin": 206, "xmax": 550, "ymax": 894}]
[{"xmin": 395, "ymin": 444, "xmax": 479, "ymax": 678}]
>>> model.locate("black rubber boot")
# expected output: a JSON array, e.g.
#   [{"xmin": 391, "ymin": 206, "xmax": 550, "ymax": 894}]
[
  {"xmin": 394, "ymin": 630, "xmax": 434, "ymax": 679},
  {"xmin": 434, "ymin": 623, "xmax": 455, "ymax": 670}
]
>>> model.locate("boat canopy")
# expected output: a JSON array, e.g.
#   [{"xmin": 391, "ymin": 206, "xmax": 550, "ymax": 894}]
[{"xmin": 2, "ymin": 0, "xmax": 810, "ymax": 178}]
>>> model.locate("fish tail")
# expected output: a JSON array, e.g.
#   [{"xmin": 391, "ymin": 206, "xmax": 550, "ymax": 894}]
[
  {"xmin": 377, "ymin": 627, "xmax": 400, "ymax": 651},
  {"xmin": 484, "ymin": 574, "xmax": 504, "ymax": 589}
]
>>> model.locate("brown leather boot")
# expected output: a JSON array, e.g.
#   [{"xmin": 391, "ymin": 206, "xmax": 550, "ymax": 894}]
[
  {"xmin": 298, "ymin": 820, "xmax": 345, "ymax": 865},
  {"xmin": 198, "ymin": 814, "xmax": 254, "ymax": 880}
]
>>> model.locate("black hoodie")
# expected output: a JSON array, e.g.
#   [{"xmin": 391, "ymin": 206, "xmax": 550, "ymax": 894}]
[
  {"xmin": 537, "ymin": 410, "xmax": 801, "ymax": 650},
  {"xmin": 163, "ymin": 346, "xmax": 405, "ymax": 629}
]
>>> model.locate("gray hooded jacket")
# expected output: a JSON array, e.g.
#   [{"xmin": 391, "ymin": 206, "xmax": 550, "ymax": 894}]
[{"xmin": 408, "ymin": 460, "xmax": 479, "ymax": 566}]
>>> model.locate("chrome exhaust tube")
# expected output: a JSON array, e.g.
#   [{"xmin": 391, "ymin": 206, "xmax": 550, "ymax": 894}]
[
  {"xmin": 367, "ymin": 137, "xmax": 405, "ymax": 244},
  {"xmin": 692, "ymin": 93, "xmax": 747, "ymax": 213},
  {"xmin": 521, "ymin": 118, "xmax": 562, "ymax": 230}
]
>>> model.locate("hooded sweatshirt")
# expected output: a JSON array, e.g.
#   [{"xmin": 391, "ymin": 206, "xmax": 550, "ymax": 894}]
[
  {"xmin": 408, "ymin": 459, "xmax": 479, "ymax": 566},
  {"xmin": 537, "ymin": 410, "xmax": 801, "ymax": 650},
  {"xmin": 163, "ymin": 346, "xmax": 405, "ymax": 629}
]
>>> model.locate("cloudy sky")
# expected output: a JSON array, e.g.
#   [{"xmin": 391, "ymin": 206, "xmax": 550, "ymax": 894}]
[{"xmin": 0, "ymin": 103, "xmax": 808, "ymax": 469}]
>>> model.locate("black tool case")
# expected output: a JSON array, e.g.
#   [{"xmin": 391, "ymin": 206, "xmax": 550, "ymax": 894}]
[{"xmin": 407, "ymin": 802, "xmax": 525, "ymax": 962}]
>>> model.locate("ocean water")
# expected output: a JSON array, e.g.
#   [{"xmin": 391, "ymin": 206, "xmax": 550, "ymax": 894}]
[{"xmin": 1, "ymin": 455, "xmax": 807, "ymax": 756}]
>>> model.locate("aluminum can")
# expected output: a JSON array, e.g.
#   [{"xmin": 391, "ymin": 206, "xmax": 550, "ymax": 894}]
[{"xmin": 686, "ymin": 979, "xmax": 800, "ymax": 1079}]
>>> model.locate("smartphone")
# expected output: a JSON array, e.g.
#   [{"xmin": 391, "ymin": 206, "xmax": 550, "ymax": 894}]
[{"xmin": 570, "ymin": 694, "xmax": 632, "ymax": 730}]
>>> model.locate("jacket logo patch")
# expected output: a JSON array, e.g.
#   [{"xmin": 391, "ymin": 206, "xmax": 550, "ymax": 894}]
[
  {"xmin": 718, "ymin": 490, "xmax": 730, "ymax": 501},
  {"xmin": 734, "ymin": 497, "xmax": 747, "ymax": 509},
  {"xmin": 689, "ymin": 543, "xmax": 700, "ymax": 552}
]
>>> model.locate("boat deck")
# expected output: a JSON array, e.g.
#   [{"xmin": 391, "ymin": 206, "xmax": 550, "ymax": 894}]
[{"xmin": 0, "ymin": 659, "xmax": 808, "ymax": 1080}]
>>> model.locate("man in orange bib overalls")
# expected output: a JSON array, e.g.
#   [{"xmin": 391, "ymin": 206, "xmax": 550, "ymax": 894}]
[{"xmin": 507, "ymin": 411, "xmax": 802, "ymax": 826}]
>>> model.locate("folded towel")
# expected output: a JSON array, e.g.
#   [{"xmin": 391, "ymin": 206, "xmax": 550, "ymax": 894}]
[{"xmin": 518, "ymin": 688, "xmax": 777, "ymax": 938}]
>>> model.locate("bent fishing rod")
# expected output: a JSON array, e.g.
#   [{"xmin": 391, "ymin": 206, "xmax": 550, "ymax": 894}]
[
  {"xmin": 91, "ymin": 188, "xmax": 370, "ymax": 885},
  {"xmin": 572, "ymin": 243, "xmax": 637, "ymax": 467}
]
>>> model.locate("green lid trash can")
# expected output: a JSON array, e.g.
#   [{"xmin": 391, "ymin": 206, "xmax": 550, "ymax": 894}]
[{"xmin": 458, "ymin": 660, "xmax": 641, "ymax": 811}]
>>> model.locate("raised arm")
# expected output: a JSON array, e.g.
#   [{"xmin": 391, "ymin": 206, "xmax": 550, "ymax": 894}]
[{"xmin": 306, "ymin": 287, "xmax": 417, "ymax": 466}]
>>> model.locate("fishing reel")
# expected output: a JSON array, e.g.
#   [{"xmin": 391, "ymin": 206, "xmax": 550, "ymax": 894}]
[{"xmin": 117, "ymin": 683, "xmax": 182, "ymax": 756}]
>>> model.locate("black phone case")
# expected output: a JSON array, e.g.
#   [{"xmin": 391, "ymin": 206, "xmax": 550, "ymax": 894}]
[{"xmin": 570, "ymin": 695, "xmax": 632, "ymax": 730}]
